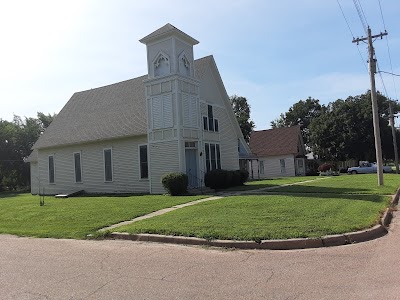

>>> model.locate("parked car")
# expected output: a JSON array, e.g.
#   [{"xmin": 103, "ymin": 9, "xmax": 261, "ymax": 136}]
[{"xmin": 347, "ymin": 162, "xmax": 392, "ymax": 174}]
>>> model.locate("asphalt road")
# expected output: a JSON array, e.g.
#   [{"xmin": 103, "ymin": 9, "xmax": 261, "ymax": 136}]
[{"xmin": 1, "ymin": 212, "xmax": 399, "ymax": 300}]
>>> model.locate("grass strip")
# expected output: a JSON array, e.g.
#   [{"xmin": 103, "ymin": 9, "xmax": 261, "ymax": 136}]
[
  {"xmin": 0, "ymin": 193, "xmax": 206, "ymax": 239},
  {"xmin": 116, "ymin": 193, "xmax": 390, "ymax": 241}
]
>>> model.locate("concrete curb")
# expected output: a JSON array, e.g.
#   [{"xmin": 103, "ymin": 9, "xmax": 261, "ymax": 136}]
[{"xmin": 107, "ymin": 188, "xmax": 400, "ymax": 251}]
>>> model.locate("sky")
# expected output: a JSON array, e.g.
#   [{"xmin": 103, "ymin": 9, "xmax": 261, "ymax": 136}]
[{"xmin": 1, "ymin": 0, "xmax": 400, "ymax": 130}]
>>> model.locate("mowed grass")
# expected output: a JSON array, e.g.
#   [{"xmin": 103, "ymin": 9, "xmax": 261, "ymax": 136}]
[
  {"xmin": 271, "ymin": 173, "xmax": 400, "ymax": 195},
  {"xmin": 0, "ymin": 193, "xmax": 206, "ymax": 239},
  {"xmin": 222, "ymin": 176, "xmax": 319, "ymax": 191},
  {"xmin": 116, "ymin": 193, "xmax": 390, "ymax": 241},
  {"xmin": 115, "ymin": 174, "xmax": 399, "ymax": 241}
]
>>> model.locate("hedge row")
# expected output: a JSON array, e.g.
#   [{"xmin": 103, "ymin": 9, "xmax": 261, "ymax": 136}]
[{"xmin": 204, "ymin": 169, "xmax": 249, "ymax": 189}]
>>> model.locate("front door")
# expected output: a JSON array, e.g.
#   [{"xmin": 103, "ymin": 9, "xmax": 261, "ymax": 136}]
[{"xmin": 185, "ymin": 148, "xmax": 198, "ymax": 187}]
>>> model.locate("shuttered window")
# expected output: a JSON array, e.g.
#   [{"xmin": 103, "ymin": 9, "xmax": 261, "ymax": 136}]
[
  {"xmin": 152, "ymin": 96, "xmax": 162, "ymax": 129},
  {"xmin": 74, "ymin": 152, "xmax": 82, "ymax": 183},
  {"xmin": 139, "ymin": 145, "xmax": 148, "ymax": 179},
  {"xmin": 163, "ymin": 94, "xmax": 173, "ymax": 128},
  {"xmin": 48, "ymin": 155, "xmax": 55, "ymax": 184},
  {"xmin": 152, "ymin": 94, "xmax": 173, "ymax": 129},
  {"xmin": 183, "ymin": 93, "xmax": 198, "ymax": 128},
  {"xmin": 104, "ymin": 149, "xmax": 113, "ymax": 182}
]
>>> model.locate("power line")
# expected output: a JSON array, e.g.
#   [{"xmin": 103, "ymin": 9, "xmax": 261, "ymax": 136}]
[
  {"xmin": 377, "ymin": 62, "xmax": 389, "ymax": 99},
  {"xmin": 336, "ymin": 0, "xmax": 368, "ymax": 72},
  {"xmin": 378, "ymin": 71, "xmax": 400, "ymax": 77},
  {"xmin": 353, "ymin": 0, "xmax": 368, "ymax": 34},
  {"xmin": 378, "ymin": 0, "xmax": 398, "ymax": 101}
]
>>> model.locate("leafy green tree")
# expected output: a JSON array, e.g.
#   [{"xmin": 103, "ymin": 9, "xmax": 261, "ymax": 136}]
[
  {"xmin": 309, "ymin": 91, "xmax": 398, "ymax": 162},
  {"xmin": 230, "ymin": 95, "xmax": 255, "ymax": 142},
  {"xmin": 271, "ymin": 97, "xmax": 323, "ymax": 147},
  {"xmin": 0, "ymin": 112, "xmax": 56, "ymax": 190}
]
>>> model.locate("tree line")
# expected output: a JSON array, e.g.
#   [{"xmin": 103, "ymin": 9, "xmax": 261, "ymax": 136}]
[
  {"xmin": 271, "ymin": 91, "xmax": 400, "ymax": 163},
  {"xmin": 0, "ymin": 113, "xmax": 55, "ymax": 190}
]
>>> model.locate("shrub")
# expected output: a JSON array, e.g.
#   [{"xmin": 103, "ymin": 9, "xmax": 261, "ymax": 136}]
[
  {"xmin": 161, "ymin": 172, "xmax": 188, "ymax": 196},
  {"xmin": 231, "ymin": 170, "xmax": 242, "ymax": 186},
  {"xmin": 239, "ymin": 169, "xmax": 249, "ymax": 184},
  {"xmin": 205, "ymin": 169, "xmax": 227, "ymax": 189},
  {"xmin": 318, "ymin": 163, "xmax": 332, "ymax": 172},
  {"xmin": 205, "ymin": 169, "xmax": 249, "ymax": 189}
]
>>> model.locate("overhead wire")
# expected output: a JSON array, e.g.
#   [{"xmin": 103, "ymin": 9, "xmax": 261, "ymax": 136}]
[
  {"xmin": 353, "ymin": 0, "xmax": 368, "ymax": 34},
  {"xmin": 378, "ymin": 0, "xmax": 398, "ymax": 101},
  {"xmin": 336, "ymin": 0, "xmax": 368, "ymax": 72}
]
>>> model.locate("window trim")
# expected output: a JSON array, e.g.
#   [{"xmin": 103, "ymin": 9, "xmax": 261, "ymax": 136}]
[
  {"xmin": 138, "ymin": 144, "xmax": 149, "ymax": 180},
  {"xmin": 48, "ymin": 155, "xmax": 55, "ymax": 184},
  {"xmin": 73, "ymin": 151, "xmax": 83, "ymax": 183},
  {"xmin": 202, "ymin": 116, "xmax": 219, "ymax": 132},
  {"xmin": 205, "ymin": 143, "xmax": 221, "ymax": 172},
  {"xmin": 103, "ymin": 148, "xmax": 113, "ymax": 182},
  {"xmin": 280, "ymin": 159, "xmax": 286, "ymax": 174},
  {"xmin": 259, "ymin": 160, "xmax": 265, "ymax": 174}
]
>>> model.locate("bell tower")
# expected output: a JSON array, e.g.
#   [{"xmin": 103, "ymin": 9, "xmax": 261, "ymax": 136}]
[{"xmin": 140, "ymin": 24, "xmax": 201, "ymax": 193}]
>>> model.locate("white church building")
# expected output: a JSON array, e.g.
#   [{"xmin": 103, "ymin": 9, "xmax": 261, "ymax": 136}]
[{"xmin": 28, "ymin": 24, "xmax": 251, "ymax": 194}]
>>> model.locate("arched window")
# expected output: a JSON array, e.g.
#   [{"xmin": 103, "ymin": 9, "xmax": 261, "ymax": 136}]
[
  {"xmin": 178, "ymin": 52, "xmax": 190, "ymax": 76},
  {"xmin": 153, "ymin": 52, "xmax": 170, "ymax": 77}
]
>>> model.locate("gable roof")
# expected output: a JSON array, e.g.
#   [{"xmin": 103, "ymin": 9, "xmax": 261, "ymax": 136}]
[
  {"xmin": 249, "ymin": 126, "xmax": 303, "ymax": 157},
  {"xmin": 32, "ymin": 56, "xmax": 213, "ymax": 150}
]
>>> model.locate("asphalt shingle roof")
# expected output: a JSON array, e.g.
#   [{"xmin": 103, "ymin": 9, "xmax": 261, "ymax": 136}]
[
  {"xmin": 249, "ymin": 126, "xmax": 302, "ymax": 157},
  {"xmin": 32, "ymin": 56, "xmax": 212, "ymax": 150},
  {"xmin": 139, "ymin": 23, "xmax": 199, "ymax": 45}
]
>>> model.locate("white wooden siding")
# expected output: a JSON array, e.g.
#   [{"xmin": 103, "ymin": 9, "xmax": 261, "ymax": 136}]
[
  {"xmin": 30, "ymin": 162, "xmax": 39, "ymax": 194},
  {"xmin": 36, "ymin": 136, "xmax": 149, "ymax": 195},
  {"xmin": 213, "ymin": 106, "xmax": 239, "ymax": 170},
  {"xmin": 258, "ymin": 155, "xmax": 296, "ymax": 178},
  {"xmin": 149, "ymin": 140, "xmax": 180, "ymax": 194}
]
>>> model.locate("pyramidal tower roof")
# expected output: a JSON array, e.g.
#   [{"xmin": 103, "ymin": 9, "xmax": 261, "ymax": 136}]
[{"xmin": 139, "ymin": 23, "xmax": 199, "ymax": 45}]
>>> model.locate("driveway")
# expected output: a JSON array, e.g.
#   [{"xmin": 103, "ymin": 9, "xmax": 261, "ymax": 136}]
[{"xmin": 1, "ymin": 212, "xmax": 399, "ymax": 300}]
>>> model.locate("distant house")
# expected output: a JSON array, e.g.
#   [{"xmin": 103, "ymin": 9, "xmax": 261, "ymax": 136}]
[
  {"xmin": 249, "ymin": 126, "xmax": 306, "ymax": 178},
  {"xmin": 27, "ymin": 24, "xmax": 251, "ymax": 195}
]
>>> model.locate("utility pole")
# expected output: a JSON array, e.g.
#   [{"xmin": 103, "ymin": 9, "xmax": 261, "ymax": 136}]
[
  {"xmin": 389, "ymin": 101, "xmax": 399, "ymax": 173},
  {"xmin": 353, "ymin": 27, "xmax": 388, "ymax": 186}
]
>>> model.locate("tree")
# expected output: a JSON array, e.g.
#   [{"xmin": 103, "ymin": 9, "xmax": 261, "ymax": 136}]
[
  {"xmin": 0, "ymin": 112, "xmax": 56, "ymax": 190},
  {"xmin": 271, "ymin": 97, "xmax": 322, "ymax": 147},
  {"xmin": 230, "ymin": 95, "xmax": 255, "ymax": 142},
  {"xmin": 308, "ymin": 91, "xmax": 399, "ymax": 162}
]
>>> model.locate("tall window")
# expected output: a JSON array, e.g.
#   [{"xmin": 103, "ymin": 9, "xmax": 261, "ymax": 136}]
[
  {"xmin": 208, "ymin": 105, "xmax": 214, "ymax": 131},
  {"xmin": 205, "ymin": 143, "xmax": 221, "ymax": 172},
  {"xmin": 280, "ymin": 159, "xmax": 286, "ymax": 174},
  {"xmin": 203, "ymin": 105, "xmax": 219, "ymax": 132},
  {"xmin": 48, "ymin": 155, "xmax": 55, "ymax": 183},
  {"xmin": 139, "ymin": 145, "xmax": 148, "ymax": 179},
  {"xmin": 259, "ymin": 161, "xmax": 265, "ymax": 174},
  {"xmin": 74, "ymin": 152, "xmax": 82, "ymax": 183},
  {"xmin": 104, "ymin": 149, "xmax": 113, "ymax": 182}
]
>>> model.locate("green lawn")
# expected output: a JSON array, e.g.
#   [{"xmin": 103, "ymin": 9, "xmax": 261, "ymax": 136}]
[
  {"xmin": 1, "ymin": 174, "xmax": 398, "ymax": 241},
  {"xmin": 269, "ymin": 173, "xmax": 400, "ymax": 195},
  {"xmin": 0, "ymin": 193, "xmax": 206, "ymax": 239},
  {"xmin": 116, "ymin": 193, "xmax": 389, "ymax": 241},
  {"xmin": 223, "ymin": 176, "xmax": 319, "ymax": 191},
  {"xmin": 115, "ymin": 174, "xmax": 399, "ymax": 241}
]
